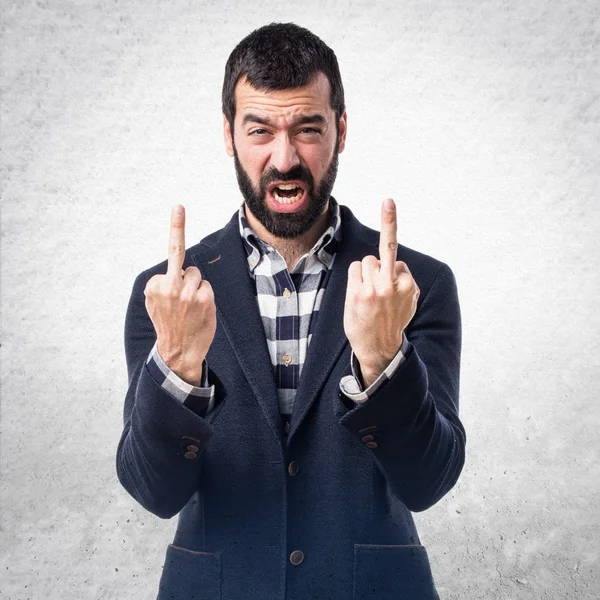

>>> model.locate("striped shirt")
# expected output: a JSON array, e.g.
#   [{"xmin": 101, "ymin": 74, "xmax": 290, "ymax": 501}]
[
  {"xmin": 146, "ymin": 198, "xmax": 409, "ymax": 417},
  {"xmin": 239, "ymin": 199, "xmax": 341, "ymax": 416}
]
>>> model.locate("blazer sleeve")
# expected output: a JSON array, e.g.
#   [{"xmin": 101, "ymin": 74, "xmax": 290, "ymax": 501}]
[
  {"xmin": 338, "ymin": 261, "xmax": 465, "ymax": 512},
  {"xmin": 115, "ymin": 270, "xmax": 223, "ymax": 519}
]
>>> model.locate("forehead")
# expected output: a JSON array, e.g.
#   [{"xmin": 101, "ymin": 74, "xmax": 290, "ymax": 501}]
[{"xmin": 234, "ymin": 72, "xmax": 333, "ymax": 122}]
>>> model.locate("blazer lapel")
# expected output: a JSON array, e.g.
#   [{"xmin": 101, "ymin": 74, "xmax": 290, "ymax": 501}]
[
  {"xmin": 288, "ymin": 207, "xmax": 377, "ymax": 440},
  {"xmin": 191, "ymin": 214, "xmax": 283, "ymax": 442}
]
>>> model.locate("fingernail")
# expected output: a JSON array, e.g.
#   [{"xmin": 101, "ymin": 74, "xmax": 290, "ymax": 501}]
[
  {"xmin": 174, "ymin": 205, "xmax": 184, "ymax": 215},
  {"xmin": 384, "ymin": 198, "xmax": 395, "ymax": 212}
]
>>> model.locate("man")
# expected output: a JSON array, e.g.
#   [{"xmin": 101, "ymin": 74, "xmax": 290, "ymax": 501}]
[{"xmin": 117, "ymin": 22, "xmax": 465, "ymax": 600}]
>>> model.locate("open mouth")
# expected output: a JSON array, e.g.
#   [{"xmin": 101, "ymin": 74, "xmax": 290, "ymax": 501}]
[{"xmin": 269, "ymin": 182, "xmax": 306, "ymax": 205}]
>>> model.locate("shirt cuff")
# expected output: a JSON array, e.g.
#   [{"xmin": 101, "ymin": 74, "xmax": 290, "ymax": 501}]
[
  {"xmin": 339, "ymin": 334, "xmax": 410, "ymax": 404},
  {"xmin": 146, "ymin": 342, "xmax": 216, "ymax": 415}
]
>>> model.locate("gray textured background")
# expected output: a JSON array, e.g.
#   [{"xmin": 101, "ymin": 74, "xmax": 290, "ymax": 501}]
[{"xmin": 1, "ymin": 1, "xmax": 599, "ymax": 598}]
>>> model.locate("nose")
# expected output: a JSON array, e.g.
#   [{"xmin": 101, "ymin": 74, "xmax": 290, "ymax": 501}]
[{"xmin": 270, "ymin": 134, "xmax": 300, "ymax": 174}]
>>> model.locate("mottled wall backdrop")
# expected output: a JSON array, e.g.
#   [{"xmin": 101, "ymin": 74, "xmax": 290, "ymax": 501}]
[{"xmin": 1, "ymin": 1, "xmax": 598, "ymax": 598}]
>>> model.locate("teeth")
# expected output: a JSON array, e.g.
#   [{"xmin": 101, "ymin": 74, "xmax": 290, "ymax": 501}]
[
  {"xmin": 277, "ymin": 183, "xmax": 299, "ymax": 190},
  {"xmin": 273, "ymin": 189, "xmax": 303, "ymax": 204}
]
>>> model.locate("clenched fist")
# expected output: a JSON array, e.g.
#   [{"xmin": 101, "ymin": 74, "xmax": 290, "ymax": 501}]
[
  {"xmin": 144, "ymin": 205, "xmax": 217, "ymax": 385},
  {"xmin": 343, "ymin": 198, "xmax": 420, "ymax": 388}
]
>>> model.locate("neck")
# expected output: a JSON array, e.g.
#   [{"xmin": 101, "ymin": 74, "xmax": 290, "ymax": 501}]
[{"xmin": 245, "ymin": 201, "xmax": 331, "ymax": 271}]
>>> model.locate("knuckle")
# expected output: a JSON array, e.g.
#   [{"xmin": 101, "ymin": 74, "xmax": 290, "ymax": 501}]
[
  {"xmin": 362, "ymin": 255, "xmax": 378, "ymax": 268},
  {"xmin": 361, "ymin": 287, "xmax": 376, "ymax": 301},
  {"xmin": 397, "ymin": 276, "xmax": 411, "ymax": 291},
  {"xmin": 348, "ymin": 261, "xmax": 362, "ymax": 278},
  {"xmin": 179, "ymin": 290, "xmax": 194, "ymax": 304},
  {"xmin": 166, "ymin": 286, "xmax": 180, "ymax": 300},
  {"xmin": 144, "ymin": 275, "xmax": 161, "ymax": 296},
  {"xmin": 184, "ymin": 266, "xmax": 201, "ymax": 277},
  {"xmin": 169, "ymin": 244, "xmax": 184, "ymax": 255},
  {"xmin": 198, "ymin": 285, "xmax": 215, "ymax": 304},
  {"xmin": 402, "ymin": 282, "xmax": 417, "ymax": 297},
  {"xmin": 380, "ymin": 284, "xmax": 395, "ymax": 298}
]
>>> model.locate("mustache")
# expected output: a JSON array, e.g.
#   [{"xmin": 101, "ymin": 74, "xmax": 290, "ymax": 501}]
[{"xmin": 260, "ymin": 165, "xmax": 313, "ymax": 188}]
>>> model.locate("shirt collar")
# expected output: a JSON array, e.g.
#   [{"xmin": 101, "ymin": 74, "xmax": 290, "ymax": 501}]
[{"xmin": 238, "ymin": 197, "xmax": 342, "ymax": 274}]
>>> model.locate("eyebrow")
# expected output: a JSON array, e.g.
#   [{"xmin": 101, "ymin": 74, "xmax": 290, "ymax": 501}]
[{"xmin": 241, "ymin": 113, "xmax": 327, "ymax": 127}]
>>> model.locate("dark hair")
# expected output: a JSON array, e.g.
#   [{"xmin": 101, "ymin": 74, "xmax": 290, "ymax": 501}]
[{"xmin": 222, "ymin": 23, "xmax": 345, "ymax": 130}]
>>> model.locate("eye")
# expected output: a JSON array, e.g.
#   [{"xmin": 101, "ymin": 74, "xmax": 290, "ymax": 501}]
[
  {"xmin": 298, "ymin": 127, "xmax": 321, "ymax": 135},
  {"xmin": 249, "ymin": 128, "xmax": 269, "ymax": 136}
]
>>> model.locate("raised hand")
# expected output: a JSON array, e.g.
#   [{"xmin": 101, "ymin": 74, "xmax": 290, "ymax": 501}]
[
  {"xmin": 144, "ymin": 205, "xmax": 217, "ymax": 384},
  {"xmin": 343, "ymin": 198, "xmax": 420, "ymax": 388}
]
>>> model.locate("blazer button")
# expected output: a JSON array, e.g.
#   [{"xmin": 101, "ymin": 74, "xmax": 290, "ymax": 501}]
[
  {"xmin": 361, "ymin": 435, "xmax": 375, "ymax": 443},
  {"xmin": 184, "ymin": 451, "xmax": 197, "ymax": 459},
  {"xmin": 288, "ymin": 461, "xmax": 299, "ymax": 476},
  {"xmin": 289, "ymin": 550, "xmax": 304, "ymax": 565},
  {"xmin": 187, "ymin": 445, "xmax": 199, "ymax": 452},
  {"xmin": 365, "ymin": 441, "xmax": 378, "ymax": 449}
]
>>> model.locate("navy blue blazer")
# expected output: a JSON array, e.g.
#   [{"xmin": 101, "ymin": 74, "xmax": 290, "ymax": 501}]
[{"xmin": 117, "ymin": 204, "xmax": 465, "ymax": 600}]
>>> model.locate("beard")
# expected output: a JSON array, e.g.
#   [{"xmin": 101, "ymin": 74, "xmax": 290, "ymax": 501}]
[{"xmin": 233, "ymin": 139, "xmax": 339, "ymax": 239}]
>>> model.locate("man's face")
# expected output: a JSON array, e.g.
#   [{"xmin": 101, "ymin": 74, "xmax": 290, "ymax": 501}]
[{"xmin": 224, "ymin": 72, "xmax": 347, "ymax": 238}]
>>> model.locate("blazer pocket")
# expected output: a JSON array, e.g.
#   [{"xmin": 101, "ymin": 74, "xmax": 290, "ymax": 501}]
[
  {"xmin": 353, "ymin": 544, "xmax": 439, "ymax": 600},
  {"xmin": 158, "ymin": 544, "xmax": 222, "ymax": 600}
]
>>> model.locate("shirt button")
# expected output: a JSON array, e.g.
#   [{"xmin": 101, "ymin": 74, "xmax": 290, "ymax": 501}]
[
  {"xmin": 283, "ymin": 288, "xmax": 291, "ymax": 298},
  {"xmin": 284, "ymin": 421, "xmax": 290, "ymax": 434},
  {"xmin": 288, "ymin": 461, "xmax": 299, "ymax": 476},
  {"xmin": 184, "ymin": 451, "xmax": 197, "ymax": 459},
  {"xmin": 187, "ymin": 444, "xmax": 199, "ymax": 452},
  {"xmin": 282, "ymin": 353, "xmax": 293, "ymax": 366},
  {"xmin": 289, "ymin": 550, "xmax": 304, "ymax": 565}
]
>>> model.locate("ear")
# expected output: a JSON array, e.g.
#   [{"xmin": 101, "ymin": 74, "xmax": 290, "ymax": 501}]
[
  {"xmin": 337, "ymin": 111, "xmax": 348, "ymax": 154},
  {"xmin": 223, "ymin": 113, "xmax": 234, "ymax": 157}
]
